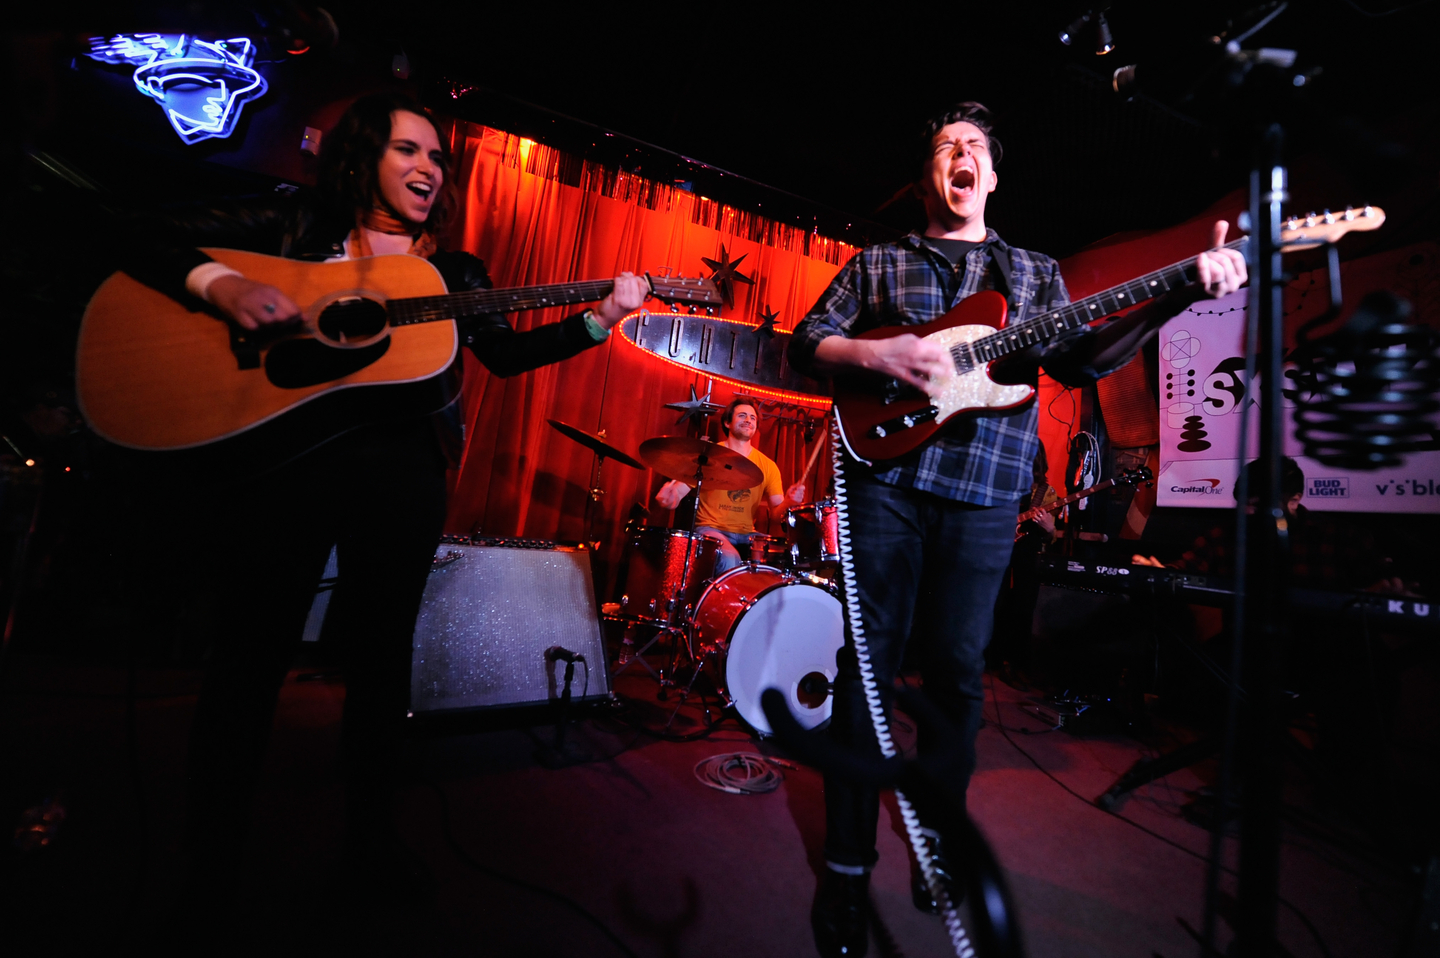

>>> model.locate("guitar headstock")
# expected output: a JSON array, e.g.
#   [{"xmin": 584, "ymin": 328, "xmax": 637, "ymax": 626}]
[
  {"xmin": 647, "ymin": 273, "xmax": 723, "ymax": 313},
  {"xmin": 1279, "ymin": 206, "xmax": 1385, "ymax": 252},
  {"xmin": 1120, "ymin": 465, "xmax": 1155, "ymax": 487}
]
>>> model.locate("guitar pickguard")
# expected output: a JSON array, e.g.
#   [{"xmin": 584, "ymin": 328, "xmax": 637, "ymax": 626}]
[{"xmin": 925, "ymin": 324, "xmax": 1035, "ymax": 419}]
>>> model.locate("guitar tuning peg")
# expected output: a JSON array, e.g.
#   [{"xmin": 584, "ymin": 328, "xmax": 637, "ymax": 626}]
[
  {"xmin": 688, "ymin": 305, "xmax": 698, "ymax": 315},
  {"xmin": 670, "ymin": 303, "xmax": 680, "ymax": 313},
  {"xmin": 705, "ymin": 307, "xmax": 715, "ymax": 316}
]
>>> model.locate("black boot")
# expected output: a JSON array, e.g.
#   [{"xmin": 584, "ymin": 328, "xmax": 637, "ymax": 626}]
[
  {"xmin": 811, "ymin": 868, "xmax": 869, "ymax": 957},
  {"xmin": 911, "ymin": 829, "xmax": 963, "ymax": 914}
]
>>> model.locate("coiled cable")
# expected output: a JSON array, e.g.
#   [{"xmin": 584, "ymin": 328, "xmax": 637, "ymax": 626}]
[
  {"xmin": 693, "ymin": 753, "xmax": 787, "ymax": 795},
  {"xmin": 829, "ymin": 420, "xmax": 977, "ymax": 958}
]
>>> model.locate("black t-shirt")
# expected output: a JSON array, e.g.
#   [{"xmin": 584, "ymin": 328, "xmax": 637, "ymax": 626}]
[{"xmin": 927, "ymin": 237, "xmax": 983, "ymax": 266}]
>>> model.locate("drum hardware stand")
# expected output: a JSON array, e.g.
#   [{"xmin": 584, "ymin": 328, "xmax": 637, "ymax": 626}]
[
  {"xmin": 582, "ymin": 430, "xmax": 611, "ymax": 552},
  {"xmin": 661, "ymin": 640, "xmax": 727, "ymax": 733}
]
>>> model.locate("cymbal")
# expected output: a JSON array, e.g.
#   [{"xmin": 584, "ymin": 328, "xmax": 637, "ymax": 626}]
[
  {"xmin": 638, "ymin": 437, "xmax": 764, "ymax": 490},
  {"xmin": 546, "ymin": 420, "xmax": 643, "ymax": 469}
]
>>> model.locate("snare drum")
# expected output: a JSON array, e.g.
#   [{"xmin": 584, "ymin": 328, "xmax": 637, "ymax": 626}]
[
  {"xmin": 618, "ymin": 528, "xmax": 720, "ymax": 623},
  {"xmin": 746, "ymin": 533, "xmax": 790, "ymax": 567},
  {"xmin": 691, "ymin": 566, "xmax": 843, "ymax": 734},
  {"xmin": 785, "ymin": 499, "xmax": 840, "ymax": 568}
]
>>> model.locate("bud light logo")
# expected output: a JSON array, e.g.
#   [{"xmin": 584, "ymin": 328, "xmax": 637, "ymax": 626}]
[
  {"xmin": 88, "ymin": 34, "xmax": 268, "ymax": 145},
  {"xmin": 1170, "ymin": 478, "xmax": 1224, "ymax": 495},
  {"xmin": 1308, "ymin": 477, "xmax": 1349, "ymax": 499}
]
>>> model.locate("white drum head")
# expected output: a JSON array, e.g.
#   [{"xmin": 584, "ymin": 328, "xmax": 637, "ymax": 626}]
[{"xmin": 724, "ymin": 582, "xmax": 843, "ymax": 735}]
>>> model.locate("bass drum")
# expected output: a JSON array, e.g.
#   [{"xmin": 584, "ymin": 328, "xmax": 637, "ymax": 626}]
[{"xmin": 691, "ymin": 566, "xmax": 844, "ymax": 735}]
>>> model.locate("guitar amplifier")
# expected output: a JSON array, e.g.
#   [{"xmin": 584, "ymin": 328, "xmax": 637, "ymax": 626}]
[{"xmin": 408, "ymin": 536, "xmax": 611, "ymax": 715}]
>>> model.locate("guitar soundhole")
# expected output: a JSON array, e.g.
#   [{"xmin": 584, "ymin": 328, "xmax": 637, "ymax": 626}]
[{"xmin": 316, "ymin": 297, "xmax": 389, "ymax": 345}]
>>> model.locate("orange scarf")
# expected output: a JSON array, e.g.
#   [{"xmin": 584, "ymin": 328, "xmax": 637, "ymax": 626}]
[{"xmin": 349, "ymin": 205, "xmax": 437, "ymax": 259}]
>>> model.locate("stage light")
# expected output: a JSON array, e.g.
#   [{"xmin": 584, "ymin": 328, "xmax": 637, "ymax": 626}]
[
  {"xmin": 1059, "ymin": 11, "xmax": 1092, "ymax": 46},
  {"xmin": 1094, "ymin": 13, "xmax": 1114, "ymax": 54}
]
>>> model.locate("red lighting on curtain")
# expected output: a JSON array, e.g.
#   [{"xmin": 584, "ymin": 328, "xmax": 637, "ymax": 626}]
[{"xmin": 439, "ymin": 119, "xmax": 855, "ymax": 593}]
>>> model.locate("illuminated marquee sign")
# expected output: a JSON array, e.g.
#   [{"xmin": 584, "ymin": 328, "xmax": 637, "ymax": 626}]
[
  {"xmin": 619, "ymin": 309, "xmax": 829, "ymax": 404},
  {"xmin": 88, "ymin": 34, "xmax": 268, "ymax": 144}
]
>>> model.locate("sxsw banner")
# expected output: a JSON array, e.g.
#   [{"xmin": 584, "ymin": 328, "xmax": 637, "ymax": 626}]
[{"xmin": 1156, "ymin": 280, "xmax": 1440, "ymax": 514}]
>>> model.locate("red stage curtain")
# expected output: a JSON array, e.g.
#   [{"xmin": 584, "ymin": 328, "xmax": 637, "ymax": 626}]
[{"xmin": 438, "ymin": 121, "xmax": 847, "ymax": 594}]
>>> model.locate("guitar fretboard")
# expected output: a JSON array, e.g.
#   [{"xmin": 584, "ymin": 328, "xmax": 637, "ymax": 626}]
[
  {"xmin": 385, "ymin": 279, "xmax": 617, "ymax": 326},
  {"xmin": 950, "ymin": 237, "xmax": 1248, "ymax": 372}
]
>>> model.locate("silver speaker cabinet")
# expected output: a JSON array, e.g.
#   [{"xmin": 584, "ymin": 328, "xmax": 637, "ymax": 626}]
[{"xmin": 409, "ymin": 538, "xmax": 611, "ymax": 715}]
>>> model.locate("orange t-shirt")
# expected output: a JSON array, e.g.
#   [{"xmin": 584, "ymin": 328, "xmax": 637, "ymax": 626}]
[{"xmin": 693, "ymin": 445, "xmax": 784, "ymax": 534}]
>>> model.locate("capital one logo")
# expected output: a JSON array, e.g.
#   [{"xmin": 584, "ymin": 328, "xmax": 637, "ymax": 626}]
[
  {"xmin": 1170, "ymin": 478, "xmax": 1224, "ymax": 495},
  {"xmin": 88, "ymin": 34, "xmax": 268, "ymax": 144}
]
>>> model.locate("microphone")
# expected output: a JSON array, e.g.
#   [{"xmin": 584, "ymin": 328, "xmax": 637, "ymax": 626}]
[
  {"xmin": 545, "ymin": 646, "xmax": 582, "ymax": 664},
  {"xmin": 1107, "ymin": 3, "xmax": 1295, "ymax": 104}
]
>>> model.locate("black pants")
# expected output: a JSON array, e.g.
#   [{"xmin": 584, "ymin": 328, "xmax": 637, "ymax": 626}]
[
  {"xmin": 824, "ymin": 467, "xmax": 1016, "ymax": 869},
  {"xmin": 182, "ymin": 419, "xmax": 448, "ymax": 869}
]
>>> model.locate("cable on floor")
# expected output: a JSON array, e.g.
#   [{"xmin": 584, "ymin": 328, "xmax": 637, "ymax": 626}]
[
  {"xmin": 984, "ymin": 675, "xmax": 1336, "ymax": 958},
  {"xmin": 423, "ymin": 779, "xmax": 640, "ymax": 958},
  {"xmin": 693, "ymin": 752, "xmax": 786, "ymax": 795}
]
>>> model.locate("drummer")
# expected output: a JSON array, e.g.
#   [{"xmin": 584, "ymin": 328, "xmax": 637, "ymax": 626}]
[{"xmin": 654, "ymin": 397, "xmax": 807, "ymax": 573}]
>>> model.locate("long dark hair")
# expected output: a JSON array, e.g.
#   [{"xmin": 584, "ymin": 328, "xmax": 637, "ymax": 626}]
[{"xmin": 314, "ymin": 92, "xmax": 459, "ymax": 231}]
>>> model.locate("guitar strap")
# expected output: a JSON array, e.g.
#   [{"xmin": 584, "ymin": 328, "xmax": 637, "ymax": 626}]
[{"xmin": 988, "ymin": 242, "xmax": 1020, "ymax": 325}]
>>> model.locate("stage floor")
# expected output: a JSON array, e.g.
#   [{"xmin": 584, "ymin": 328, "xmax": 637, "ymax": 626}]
[{"xmin": 0, "ymin": 652, "xmax": 1418, "ymax": 957}]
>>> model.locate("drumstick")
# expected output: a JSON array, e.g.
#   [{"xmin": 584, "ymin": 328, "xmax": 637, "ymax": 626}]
[{"xmin": 799, "ymin": 418, "xmax": 828, "ymax": 490}]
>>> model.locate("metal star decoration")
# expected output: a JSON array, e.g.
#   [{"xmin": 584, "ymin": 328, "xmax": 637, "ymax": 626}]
[
  {"xmin": 755, "ymin": 305, "xmax": 780, "ymax": 338},
  {"xmin": 663, "ymin": 383, "xmax": 724, "ymax": 425},
  {"xmin": 700, "ymin": 244, "xmax": 755, "ymax": 309}
]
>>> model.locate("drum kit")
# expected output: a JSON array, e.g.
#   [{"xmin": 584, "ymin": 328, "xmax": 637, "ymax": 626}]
[{"xmin": 547, "ymin": 418, "xmax": 844, "ymax": 735}]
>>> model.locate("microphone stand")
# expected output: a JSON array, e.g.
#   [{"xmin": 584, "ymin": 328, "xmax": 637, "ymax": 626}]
[{"xmin": 1229, "ymin": 118, "xmax": 1293, "ymax": 958}]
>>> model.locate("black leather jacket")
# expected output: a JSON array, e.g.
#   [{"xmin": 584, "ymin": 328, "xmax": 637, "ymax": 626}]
[{"xmin": 120, "ymin": 191, "xmax": 605, "ymax": 379}]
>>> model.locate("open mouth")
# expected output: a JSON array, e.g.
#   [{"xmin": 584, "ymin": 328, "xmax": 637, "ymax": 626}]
[
  {"xmin": 950, "ymin": 168, "xmax": 976, "ymax": 193},
  {"xmin": 406, "ymin": 182, "xmax": 433, "ymax": 200}
]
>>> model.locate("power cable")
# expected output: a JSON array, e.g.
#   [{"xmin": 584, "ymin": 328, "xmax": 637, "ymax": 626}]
[
  {"xmin": 423, "ymin": 779, "xmax": 640, "ymax": 958},
  {"xmin": 984, "ymin": 676, "xmax": 1335, "ymax": 958},
  {"xmin": 693, "ymin": 752, "xmax": 787, "ymax": 794}
]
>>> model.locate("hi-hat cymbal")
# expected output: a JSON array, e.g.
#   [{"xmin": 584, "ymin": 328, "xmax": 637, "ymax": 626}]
[
  {"xmin": 638, "ymin": 437, "xmax": 764, "ymax": 490},
  {"xmin": 547, "ymin": 420, "xmax": 643, "ymax": 469}
]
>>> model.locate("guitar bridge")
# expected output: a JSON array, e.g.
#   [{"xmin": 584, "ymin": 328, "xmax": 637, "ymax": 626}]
[{"xmin": 868, "ymin": 405, "xmax": 939, "ymax": 439}]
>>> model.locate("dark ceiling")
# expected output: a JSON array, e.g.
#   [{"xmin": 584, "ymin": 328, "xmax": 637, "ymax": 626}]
[{"xmin": 15, "ymin": 1, "xmax": 1440, "ymax": 257}]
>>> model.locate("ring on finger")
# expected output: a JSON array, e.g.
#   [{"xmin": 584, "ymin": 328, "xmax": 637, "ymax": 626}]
[{"xmin": 264, "ymin": 302, "xmax": 278, "ymax": 315}]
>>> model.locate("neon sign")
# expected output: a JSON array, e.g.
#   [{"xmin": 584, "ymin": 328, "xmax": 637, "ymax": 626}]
[{"xmin": 87, "ymin": 34, "xmax": 268, "ymax": 144}]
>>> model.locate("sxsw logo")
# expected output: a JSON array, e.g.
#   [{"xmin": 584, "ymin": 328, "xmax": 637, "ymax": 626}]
[
  {"xmin": 1308, "ymin": 477, "xmax": 1349, "ymax": 499},
  {"xmin": 1170, "ymin": 478, "xmax": 1224, "ymax": 495}
]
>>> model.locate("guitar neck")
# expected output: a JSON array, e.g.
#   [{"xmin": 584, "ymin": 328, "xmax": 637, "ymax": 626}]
[
  {"xmin": 386, "ymin": 279, "xmax": 617, "ymax": 326},
  {"xmin": 952, "ymin": 237, "xmax": 1249, "ymax": 371},
  {"xmin": 1023, "ymin": 476, "xmax": 1123, "ymax": 520}
]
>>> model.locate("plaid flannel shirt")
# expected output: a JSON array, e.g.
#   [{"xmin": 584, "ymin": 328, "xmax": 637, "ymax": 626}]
[{"xmin": 789, "ymin": 229, "xmax": 1070, "ymax": 506}]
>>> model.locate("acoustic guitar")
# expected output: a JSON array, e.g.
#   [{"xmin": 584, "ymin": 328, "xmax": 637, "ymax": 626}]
[
  {"xmin": 76, "ymin": 249, "xmax": 720, "ymax": 472},
  {"xmin": 832, "ymin": 207, "xmax": 1386, "ymax": 462}
]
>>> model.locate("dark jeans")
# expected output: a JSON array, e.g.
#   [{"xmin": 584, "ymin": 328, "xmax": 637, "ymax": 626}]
[
  {"xmin": 823, "ymin": 466, "xmax": 1017, "ymax": 869},
  {"xmin": 183, "ymin": 418, "xmax": 448, "ymax": 874}
]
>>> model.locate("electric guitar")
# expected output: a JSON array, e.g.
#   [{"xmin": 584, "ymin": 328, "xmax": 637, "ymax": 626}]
[
  {"xmin": 1015, "ymin": 466, "xmax": 1153, "ymax": 542},
  {"xmin": 833, "ymin": 207, "xmax": 1386, "ymax": 462},
  {"xmin": 75, "ymin": 249, "xmax": 720, "ymax": 472}
]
